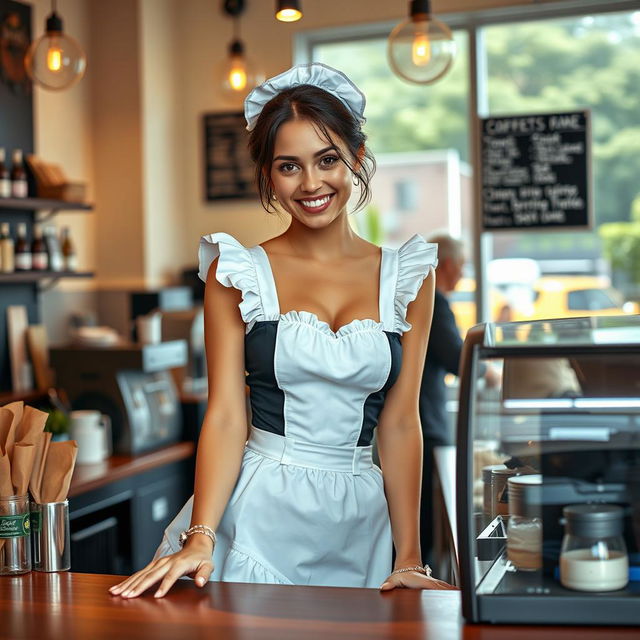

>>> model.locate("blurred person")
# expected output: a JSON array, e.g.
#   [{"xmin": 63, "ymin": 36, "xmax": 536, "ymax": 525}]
[{"xmin": 418, "ymin": 233, "xmax": 499, "ymax": 565}]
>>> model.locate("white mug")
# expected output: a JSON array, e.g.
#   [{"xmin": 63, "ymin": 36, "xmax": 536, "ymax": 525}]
[
  {"xmin": 70, "ymin": 410, "xmax": 112, "ymax": 465},
  {"xmin": 136, "ymin": 312, "xmax": 162, "ymax": 345}
]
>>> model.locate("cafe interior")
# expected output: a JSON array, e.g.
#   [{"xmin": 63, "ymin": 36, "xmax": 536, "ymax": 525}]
[{"xmin": 1, "ymin": 0, "xmax": 640, "ymax": 637}]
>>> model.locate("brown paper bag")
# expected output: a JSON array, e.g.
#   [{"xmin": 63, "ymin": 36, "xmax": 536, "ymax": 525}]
[
  {"xmin": 40, "ymin": 441, "xmax": 78, "ymax": 503},
  {"xmin": 29, "ymin": 432, "xmax": 52, "ymax": 505},
  {"xmin": 0, "ymin": 402, "xmax": 24, "ymax": 459},
  {"xmin": 11, "ymin": 443, "xmax": 36, "ymax": 496},
  {"xmin": 16, "ymin": 405, "xmax": 49, "ymax": 446}
]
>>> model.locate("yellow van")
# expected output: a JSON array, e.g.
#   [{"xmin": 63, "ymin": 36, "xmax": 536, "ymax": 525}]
[{"xmin": 510, "ymin": 275, "xmax": 639, "ymax": 321}]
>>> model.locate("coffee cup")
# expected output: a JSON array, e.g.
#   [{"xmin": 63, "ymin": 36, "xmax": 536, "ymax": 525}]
[
  {"xmin": 136, "ymin": 312, "xmax": 162, "ymax": 345},
  {"xmin": 69, "ymin": 410, "xmax": 112, "ymax": 465}
]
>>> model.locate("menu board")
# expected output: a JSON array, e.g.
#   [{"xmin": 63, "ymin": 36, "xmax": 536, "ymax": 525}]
[
  {"xmin": 203, "ymin": 112, "xmax": 256, "ymax": 201},
  {"xmin": 481, "ymin": 111, "xmax": 591, "ymax": 231}
]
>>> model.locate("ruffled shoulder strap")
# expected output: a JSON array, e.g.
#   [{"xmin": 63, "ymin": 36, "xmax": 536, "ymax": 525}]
[
  {"xmin": 198, "ymin": 232, "xmax": 266, "ymax": 329},
  {"xmin": 392, "ymin": 234, "xmax": 438, "ymax": 334}
]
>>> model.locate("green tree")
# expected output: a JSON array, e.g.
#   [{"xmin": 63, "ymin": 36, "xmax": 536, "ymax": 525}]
[{"xmin": 599, "ymin": 195, "xmax": 640, "ymax": 290}]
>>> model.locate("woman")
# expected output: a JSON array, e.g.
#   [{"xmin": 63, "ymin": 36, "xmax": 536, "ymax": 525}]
[{"xmin": 110, "ymin": 63, "xmax": 454, "ymax": 598}]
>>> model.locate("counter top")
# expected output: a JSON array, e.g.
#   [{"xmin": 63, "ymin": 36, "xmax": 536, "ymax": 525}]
[
  {"xmin": 1, "ymin": 572, "xmax": 637, "ymax": 640},
  {"xmin": 69, "ymin": 441, "xmax": 194, "ymax": 497}
]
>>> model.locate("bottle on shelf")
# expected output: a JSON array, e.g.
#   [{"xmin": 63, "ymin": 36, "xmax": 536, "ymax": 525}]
[
  {"xmin": 0, "ymin": 148, "xmax": 11, "ymax": 198},
  {"xmin": 44, "ymin": 225, "xmax": 63, "ymax": 272},
  {"xmin": 14, "ymin": 222, "xmax": 32, "ymax": 271},
  {"xmin": 60, "ymin": 226, "xmax": 77, "ymax": 272},
  {"xmin": 0, "ymin": 222, "xmax": 15, "ymax": 273},
  {"xmin": 31, "ymin": 223, "xmax": 48, "ymax": 271},
  {"xmin": 10, "ymin": 149, "xmax": 28, "ymax": 199}
]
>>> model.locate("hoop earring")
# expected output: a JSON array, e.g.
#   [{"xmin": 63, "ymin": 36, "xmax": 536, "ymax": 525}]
[{"xmin": 352, "ymin": 175, "xmax": 360, "ymax": 187}]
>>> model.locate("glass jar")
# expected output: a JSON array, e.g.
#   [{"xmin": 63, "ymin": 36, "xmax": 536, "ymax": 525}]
[
  {"xmin": 560, "ymin": 504, "xmax": 628, "ymax": 592},
  {"xmin": 482, "ymin": 464, "xmax": 506, "ymax": 518},
  {"xmin": 0, "ymin": 494, "xmax": 32, "ymax": 575},
  {"xmin": 490, "ymin": 467, "xmax": 518, "ymax": 518},
  {"xmin": 506, "ymin": 475, "xmax": 542, "ymax": 571}
]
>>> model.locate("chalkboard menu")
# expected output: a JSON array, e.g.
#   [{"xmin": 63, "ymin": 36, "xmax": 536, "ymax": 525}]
[
  {"xmin": 203, "ymin": 112, "xmax": 256, "ymax": 201},
  {"xmin": 481, "ymin": 110, "xmax": 591, "ymax": 231}
]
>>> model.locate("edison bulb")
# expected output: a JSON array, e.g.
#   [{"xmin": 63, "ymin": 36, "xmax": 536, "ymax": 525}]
[
  {"xmin": 47, "ymin": 43, "xmax": 63, "ymax": 72},
  {"xmin": 228, "ymin": 55, "xmax": 248, "ymax": 91},
  {"xmin": 219, "ymin": 40, "xmax": 264, "ymax": 104},
  {"xmin": 412, "ymin": 31, "xmax": 431, "ymax": 66},
  {"xmin": 25, "ymin": 30, "xmax": 86, "ymax": 90},
  {"xmin": 388, "ymin": 16, "xmax": 455, "ymax": 85}
]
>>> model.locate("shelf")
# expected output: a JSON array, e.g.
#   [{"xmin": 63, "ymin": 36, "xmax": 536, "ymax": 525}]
[
  {"xmin": 0, "ymin": 197, "xmax": 92, "ymax": 212},
  {"xmin": 0, "ymin": 388, "xmax": 48, "ymax": 406},
  {"xmin": 0, "ymin": 270, "xmax": 94, "ymax": 284}
]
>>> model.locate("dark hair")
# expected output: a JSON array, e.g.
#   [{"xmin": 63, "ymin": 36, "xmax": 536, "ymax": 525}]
[{"xmin": 247, "ymin": 84, "xmax": 375, "ymax": 213}]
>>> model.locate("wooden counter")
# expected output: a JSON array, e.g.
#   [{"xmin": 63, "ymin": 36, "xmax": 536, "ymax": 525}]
[
  {"xmin": 69, "ymin": 441, "xmax": 195, "ymax": 497},
  {"xmin": 1, "ymin": 572, "xmax": 637, "ymax": 640}
]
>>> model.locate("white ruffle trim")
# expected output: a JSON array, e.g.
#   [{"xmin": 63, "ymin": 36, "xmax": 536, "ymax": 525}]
[
  {"xmin": 280, "ymin": 310, "xmax": 384, "ymax": 340},
  {"xmin": 394, "ymin": 234, "xmax": 438, "ymax": 334},
  {"xmin": 198, "ymin": 232, "xmax": 264, "ymax": 327}
]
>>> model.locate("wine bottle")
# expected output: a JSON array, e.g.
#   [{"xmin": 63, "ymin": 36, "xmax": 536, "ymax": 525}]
[
  {"xmin": 14, "ymin": 222, "xmax": 31, "ymax": 271},
  {"xmin": 31, "ymin": 223, "xmax": 48, "ymax": 271},
  {"xmin": 60, "ymin": 226, "xmax": 77, "ymax": 271},
  {"xmin": 0, "ymin": 222, "xmax": 14, "ymax": 273},
  {"xmin": 10, "ymin": 149, "xmax": 28, "ymax": 199},
  {"xmin": 0, "ymin": 148, "xmax": 11, "ymax": 198}
]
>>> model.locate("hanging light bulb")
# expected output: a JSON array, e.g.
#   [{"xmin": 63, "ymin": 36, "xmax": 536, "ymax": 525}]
[
  {"xmin": 218, "ymin": 0, "xmax": 263, "ymax": 102},
  {"xmin": 225, "ymin": 40, "xmax": 248, "ymax": 92},
  {"xmin": 275, "ymin": 0, "xmax": 302, "ymax": 22},
  {"xmin": 387, "ymin": 0, "xmax": 456, "ymax": 85},
  {"xmin": 24, "ymin": 0, "xmax": 86, "ymax": 91}
]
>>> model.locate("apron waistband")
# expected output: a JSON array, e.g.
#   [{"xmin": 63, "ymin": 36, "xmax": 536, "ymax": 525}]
[{"xmin": 246, "ymin": 427, "xmax": 373, "ymax": 475}]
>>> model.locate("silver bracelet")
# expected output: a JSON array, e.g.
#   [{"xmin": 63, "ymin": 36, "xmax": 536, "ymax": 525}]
[
  {"xmin": 391, "ymin": 564, "xmax": 432, "ymax": 577},
  {"xmin": 178, "ymin": 525, "xmax": 217, "ymax": 549}
]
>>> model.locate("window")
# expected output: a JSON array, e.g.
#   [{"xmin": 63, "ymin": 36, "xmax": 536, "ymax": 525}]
[
  {"xmin": 313, "ymin": 33, "xmax": 470, "ymax": 249},
  {"xmin": 303, "ymin": 4, "xmax": 640, "ymax": 333},
  {"xmin": 485, "ymin": 10, "xmax": 640, "ymax": 321}
]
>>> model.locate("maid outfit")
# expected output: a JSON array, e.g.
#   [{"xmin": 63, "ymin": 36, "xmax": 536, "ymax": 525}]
[{"xmin": 154, "ymin": 231, "xmax": 437, "ymax": 587}]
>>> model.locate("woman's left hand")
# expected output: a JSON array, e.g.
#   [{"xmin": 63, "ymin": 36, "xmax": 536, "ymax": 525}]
[{"xmin": 379, "ymin": 570, "xmax": 459, "ymax": 591}]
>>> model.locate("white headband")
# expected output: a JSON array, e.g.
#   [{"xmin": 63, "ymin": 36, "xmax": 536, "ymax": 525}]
[{"xmin": 244, "ymin": 63, "xmax": 366, "ymax": 132}]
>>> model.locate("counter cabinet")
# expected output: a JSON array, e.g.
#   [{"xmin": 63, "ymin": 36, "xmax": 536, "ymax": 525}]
[{"xmin": 68, "ymin": 442, "xmax": 194, "ymax": 574}]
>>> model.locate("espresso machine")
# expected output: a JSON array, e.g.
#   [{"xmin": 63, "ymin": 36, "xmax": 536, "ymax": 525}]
[
  {"xmin": 160, "ymin": 307, "xmax": 207, "ymax": 394},
  {"xmin": 50, "ymin": 340, "xmax": 187, "ymax": 455}
]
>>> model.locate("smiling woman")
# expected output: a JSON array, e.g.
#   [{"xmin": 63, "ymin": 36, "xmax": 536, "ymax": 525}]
[{"xmin": 109, "ymin": 63, "xmax": 453, "ymax": 600}]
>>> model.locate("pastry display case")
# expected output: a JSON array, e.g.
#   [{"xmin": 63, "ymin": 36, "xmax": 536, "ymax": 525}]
[{"xmin": 456, "ymin": 315, "xmax": 640, "ymax": 625}]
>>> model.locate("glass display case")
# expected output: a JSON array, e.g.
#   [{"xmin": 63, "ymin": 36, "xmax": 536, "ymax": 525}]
[{"xmin": 456, "ymin": 315, "xmax": 640, "ymax": 625}]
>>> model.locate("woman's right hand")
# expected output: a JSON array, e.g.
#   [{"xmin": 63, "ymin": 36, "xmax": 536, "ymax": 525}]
[{"xmin": 108, "ymin": 536, "xmax": 214, "ymax": 599}]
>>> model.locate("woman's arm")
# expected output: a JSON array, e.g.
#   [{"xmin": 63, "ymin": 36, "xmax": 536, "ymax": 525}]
[
  {"xmin": 376, "ymin": 268, "xmax": 456, "ymax": 590},
  {"xmin": 110, "ymin": 257, "xmax": 249, "ymax": 598}
]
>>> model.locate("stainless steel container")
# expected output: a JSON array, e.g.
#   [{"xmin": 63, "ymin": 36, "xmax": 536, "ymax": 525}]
[{"xmin": 30, "ymin": 500, "xmax": 70, "ymax": 572}]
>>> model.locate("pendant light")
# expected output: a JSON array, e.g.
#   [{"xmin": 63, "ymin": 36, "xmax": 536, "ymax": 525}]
[
  {"xmin": 275, "ymin": 1, "xmax": 302, "ymax": 23},
  {"xmin": 219, "ymin": 0, "xmax": 262, "ymax": 100},
  {"xmin": 24, "ymin": 0, "xmax": 86, "ymax": 91},
  {"xmin": 387, "ymin": 0, "xmax": 456, "ymax": 85}
]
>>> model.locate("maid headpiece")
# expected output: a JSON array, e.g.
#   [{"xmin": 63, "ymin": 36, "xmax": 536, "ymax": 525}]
[{"xmin": 244, "ymin": 63, "xmax": 366, "ymax": 132}]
